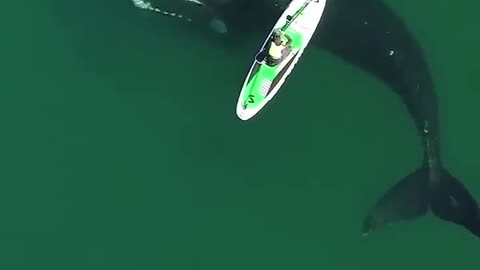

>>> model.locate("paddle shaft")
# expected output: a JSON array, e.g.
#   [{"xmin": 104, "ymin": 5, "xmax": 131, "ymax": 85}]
[{"xmin": 281, "ymin": 0, "xmax": 314, "ymax": 32}]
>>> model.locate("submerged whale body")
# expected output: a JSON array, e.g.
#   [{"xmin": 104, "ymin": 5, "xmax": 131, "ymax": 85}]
[
  {"xmin": 132, "ymin": 0, "xmax": 282, "ymax": 47},
  {"xmin": 313, "ymin": 0, "xmax": 480, "ymax": 239},
  {"xmin": 143, "ymin": 0, "xmax": 480, "ymax": 238}
]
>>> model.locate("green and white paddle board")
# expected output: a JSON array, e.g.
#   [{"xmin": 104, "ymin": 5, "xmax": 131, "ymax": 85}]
[{"xmin": 235, "ymin": 0, "xmax": 326, "ymax": 121}]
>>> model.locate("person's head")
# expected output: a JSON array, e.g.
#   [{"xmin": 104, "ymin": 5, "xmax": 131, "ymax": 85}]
[{"xmin": 273, "ymin": 29, "xmax": 282, "ymax": 45}]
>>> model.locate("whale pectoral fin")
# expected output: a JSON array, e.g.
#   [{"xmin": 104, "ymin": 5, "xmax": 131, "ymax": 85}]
[
  {"xmin": 430, "ymin": 170, "xmax": 480, "ymax": 239},
  {"xmin": 362, "ymin": 167, "xmax": 430, "ymax": 236},
  {"xmin": 209, "ymin": 18, "xmax": 228, "ymax": 34}
]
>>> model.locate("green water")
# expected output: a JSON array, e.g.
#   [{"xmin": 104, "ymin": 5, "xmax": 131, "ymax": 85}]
[{"xmin": 1, "ymin": 0, "xmax": 479, "ymax": 269}]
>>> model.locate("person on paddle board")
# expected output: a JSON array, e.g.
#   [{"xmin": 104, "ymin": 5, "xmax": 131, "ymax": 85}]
[{"xmin": 267, "ymin": 29, "xmax": 292, "ymax": 66}]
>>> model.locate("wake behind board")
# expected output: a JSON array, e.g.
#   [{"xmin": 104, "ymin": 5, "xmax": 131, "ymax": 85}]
[{"xmin": 235, "ymin": 0, "xmax": 326, "ymax": 121}]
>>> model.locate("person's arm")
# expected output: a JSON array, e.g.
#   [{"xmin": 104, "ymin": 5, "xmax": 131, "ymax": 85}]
[{"xmin": 284, "ymin": 33, "xmax": 293, "ymax": 45}]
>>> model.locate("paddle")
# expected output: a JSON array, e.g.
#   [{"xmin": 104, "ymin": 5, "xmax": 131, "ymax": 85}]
[{"xmin": 280, "ymin": 0, "xmax": 315, "ymax": 32}]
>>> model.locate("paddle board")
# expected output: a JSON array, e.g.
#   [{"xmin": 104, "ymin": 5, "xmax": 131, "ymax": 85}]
[{"xmin": 235, "ymin": 0, "xmax": 326, "ymax": 121}]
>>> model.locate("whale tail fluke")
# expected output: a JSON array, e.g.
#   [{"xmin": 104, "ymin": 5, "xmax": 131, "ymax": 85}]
[
  {"xmin": 362, "ymin": 166, "xmax": 480, "ymax": 239},
  {"xmin": 361, "ymin": 167, "xmax": 429, "ymax": 236},
  {"xmin": 429, "ymin": 169, "xmax": 480, "ymax": 238}
]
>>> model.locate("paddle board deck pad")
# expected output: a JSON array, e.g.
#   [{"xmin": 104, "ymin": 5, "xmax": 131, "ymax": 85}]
[{"xmin": 235, "ymin": 0, "xmax": 326, "ymax": 121}]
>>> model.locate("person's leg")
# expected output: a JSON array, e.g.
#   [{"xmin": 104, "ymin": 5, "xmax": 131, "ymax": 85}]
[
  {"xmin": 269, "ymin": 58, "xmax": 280, "ymax": 66},
  {"xmin": 281, "ymin": 45, "xmax": 292, "ymax": 60}
]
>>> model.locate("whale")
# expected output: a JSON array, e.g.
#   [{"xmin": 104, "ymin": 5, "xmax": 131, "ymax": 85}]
[
  {"xmin": 133, "ymin": 0, "xmax": 480, "ymax": 238},
  {"xmin": 313, "ymin": 0, "xmax": 480, "ymax": 239},
  {"xmin": 308, "ymin": 0, "xmax": 480, "ymax": 239}
]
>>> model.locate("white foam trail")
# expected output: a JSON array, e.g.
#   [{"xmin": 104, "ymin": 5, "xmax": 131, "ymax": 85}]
[
  {"xmin": 185, "ymin": 0, "xmax": 204, "ymax": 5},
  {"xmin": 132, "ymin": 0, "xmax": 193, "ymax": 22},
  {"xmin": 131, "ymin": 0, "xmax": 230, "ymax": 34}
]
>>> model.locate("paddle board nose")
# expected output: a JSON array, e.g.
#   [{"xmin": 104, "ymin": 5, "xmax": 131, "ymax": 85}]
[{"xmin": 236, "ymin": 106, "xmax": 252, "ymax": 121}]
